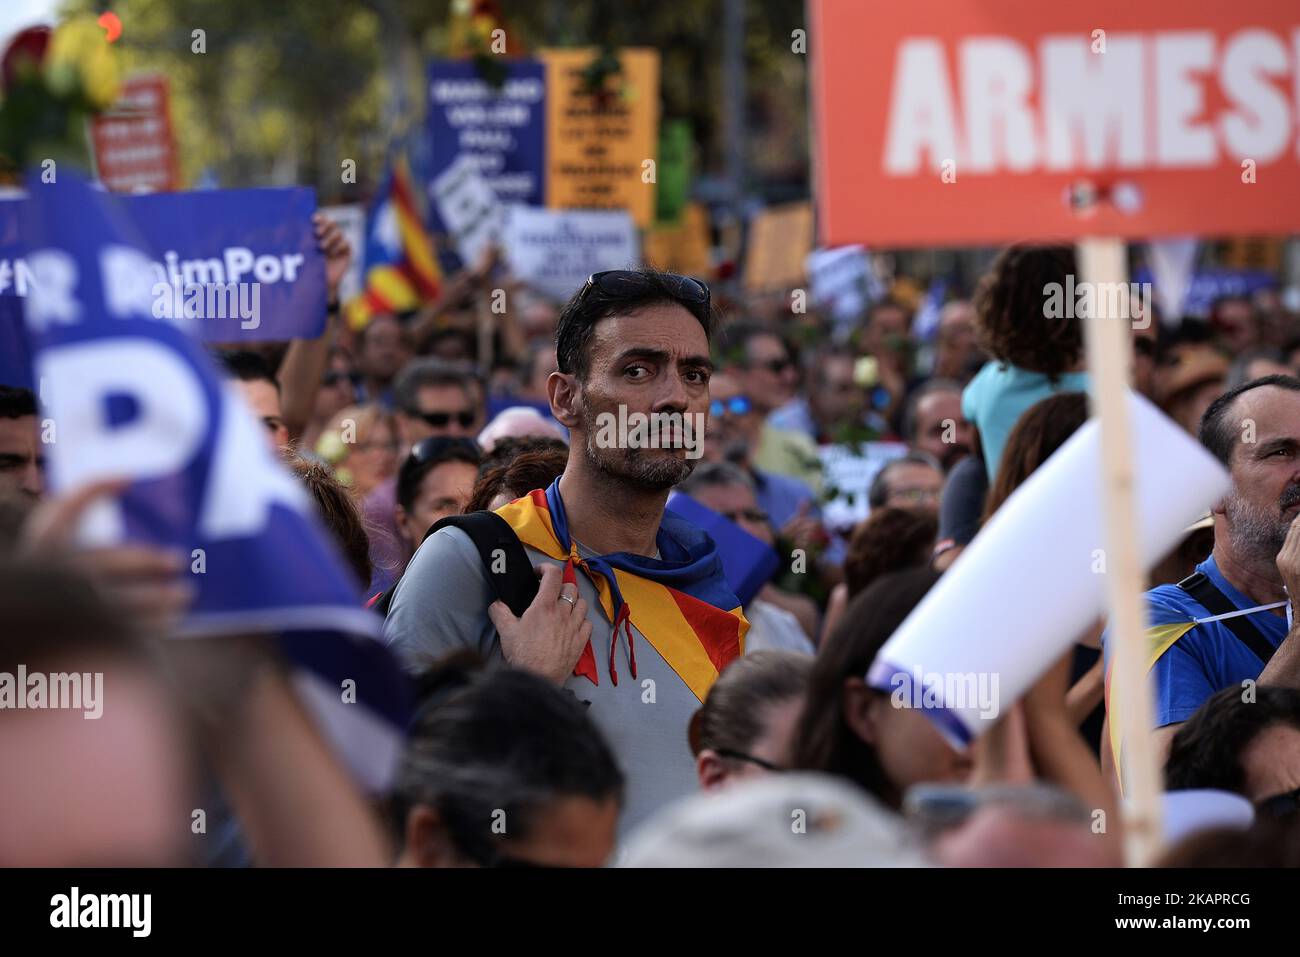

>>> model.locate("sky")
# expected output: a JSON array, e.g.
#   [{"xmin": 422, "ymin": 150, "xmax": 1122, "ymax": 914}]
[{"xmin": 0, "ymin": 0, "xmax": 63, "ymax": 47}]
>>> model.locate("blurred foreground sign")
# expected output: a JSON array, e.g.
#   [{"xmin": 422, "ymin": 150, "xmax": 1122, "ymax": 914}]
[{"xmin": 811, "ymin": 0, "xmax": 1300, "ymax": 246}]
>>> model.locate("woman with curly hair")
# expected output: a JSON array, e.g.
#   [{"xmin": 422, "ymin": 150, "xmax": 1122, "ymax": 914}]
[{"xmin": 961, "ymin": 244, "xmax": 1091, "ymax": 480}]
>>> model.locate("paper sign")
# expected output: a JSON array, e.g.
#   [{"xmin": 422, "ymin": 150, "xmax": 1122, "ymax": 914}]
[
  {"xmin": 819, "ymin": 440, "xmax": 910, "ymax": 532},
  {"xmin": 744, "ymin": 202, "xmax": 813, "ymax": 291},
  {"xmin": 643, "ymin": 202, "xmax": 712, "ymax": 278},
  {"xmin": 89, "ymin": 74, "xmax": 180, "ymax": 194},
  {"xmin": 502, "ymin": 206, "xmax": 639, "ymax": 303},
  {"xmin": 426, "ymin": 59, "xmax": 546, "ymax": 207},
  {"xmin": 542, "ymin": 48, "xmax": 661, "ymax": 227},
  {"xmin": 430, "ymin": 154, "xmax": 505, "ymax": 266}
]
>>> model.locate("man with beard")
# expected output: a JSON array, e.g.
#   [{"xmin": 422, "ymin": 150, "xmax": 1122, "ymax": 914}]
[
  {"xmin": 384, "ymin": 269, "xmax": 748, "ymax": 835},
  {"xmin": 1108, "ymin": 375, "xmax": 1300, "ymax": 762}
]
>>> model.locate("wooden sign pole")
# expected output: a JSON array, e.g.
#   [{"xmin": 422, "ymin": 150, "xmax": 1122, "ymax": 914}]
[{"xmin": 1077, "ymin": 236, "xmax": 1164, "ymax": 867}]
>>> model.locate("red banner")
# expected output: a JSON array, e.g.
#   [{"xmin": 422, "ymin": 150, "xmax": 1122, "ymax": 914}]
[
  {"xmin": 90, "ymin": 74, "xmax": 180, "ymax": 194},
  {"xmin": 811, "ymin": 0, "xmax": 1300, "ymax": 246}
]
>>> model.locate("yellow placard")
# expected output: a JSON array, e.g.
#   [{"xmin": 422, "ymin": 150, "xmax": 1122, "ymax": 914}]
[
  {"xmin": 542, "ymin": 48, "xmax": 660, "ymax": 228},
  {"xmin": 643, "ymin": 203, "xmax": 712, "ymax": 277},
  {"xmin": 743, "ymin": 201, "xmax": 814, "ymax": 291}
]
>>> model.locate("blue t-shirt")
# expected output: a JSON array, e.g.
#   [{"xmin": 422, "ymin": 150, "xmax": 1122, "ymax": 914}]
[
  {"xmin": 1103, "ymin": 555, "xmax": 1289, "ymax": 728},
  {"xmin": 961, "ymin": 361, "xmax": 1090, "ymax": 480}
]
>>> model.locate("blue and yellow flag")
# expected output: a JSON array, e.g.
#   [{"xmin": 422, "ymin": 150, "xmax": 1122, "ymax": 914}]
[{"xmin": 496, "ymin": 480, "xmax": 748, "ymax": 702}]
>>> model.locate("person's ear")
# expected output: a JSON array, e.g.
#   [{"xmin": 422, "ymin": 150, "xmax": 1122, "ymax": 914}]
[
  {"xmin": 842, "ymin": 676, "xmax": 883, "ymax": 747},
  {"xmin": 404, "ymin": 804, "xmax": 460, "ymax": 868},
  {"xmin": 1211, "ymin": 496, "xmax": 1228, "ymax": 518},
  {"xmin": 549, "ymin": 371, "xmax": 582, "ymax": 429},
  {"xmin": 696, "ymin": 749, "xmax": 730, "ymax": 791},
  {"xmin": 394, "ymin": 504, "xmax": 412, "ymax": 541}
]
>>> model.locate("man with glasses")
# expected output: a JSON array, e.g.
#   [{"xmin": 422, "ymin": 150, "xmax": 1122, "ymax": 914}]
[
  {"xmin": 385, "ymin": 268, "xmax": 750, "ymax": 835},
  {"xmin": 724, "ymin": 323, "xmax": 822, "ymax": 491},
  {"xmin": 364, "ymin": 359, "xmax": 487, "ymax": 592},
  {"xmin": 867, "ymin": 452, "xmax": 944, "ymax": 517}
]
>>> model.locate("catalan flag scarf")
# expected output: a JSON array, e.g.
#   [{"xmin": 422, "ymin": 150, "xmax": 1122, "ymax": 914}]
[
  {"xmin": 1105, "ymin": 599, "xmax": 1288, "ymax": 792},
  {"xmin": 495, "ymin": 479, "xmax": 748, "ymax": 702}
]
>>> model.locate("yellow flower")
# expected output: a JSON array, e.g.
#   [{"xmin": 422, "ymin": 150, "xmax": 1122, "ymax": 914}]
[
  {"xmin": 44, "ymin": 16, "xmax": 121, "ymax": 110},
  {"xmin": 315, "ymin": 430, "xmax": 348, "ymax": 465}
]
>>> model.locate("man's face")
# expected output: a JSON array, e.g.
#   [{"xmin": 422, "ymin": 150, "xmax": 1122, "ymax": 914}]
[
  {"xmin": 1220, "ymin": 386, "xmax": 1300, "ymax": 560},
  {"xmin": 703, "ymin": 371, "xmax": 760, "ymax": 465},
  {"xmin": 811, "ymin": 356, "xmax": 863, "ymax": 430},
  {"xmin": 1215, "ymin": 300, "xmax": 1258, "ymax": 353},
  {"xmin": 881, "ymin": 461, "xmax": 943, "ymax": 515},
  {"xmin": 398, "ymin": 384, "xmax": 481, "ymax": 447},
  {"xmin": 359, "ymin": 315, "xmax": 412, "ymax": 383},
  {"xmin": 741, "ymin": 334, "xmax": 797, "ymax": 413},
  {"xmin": 397, "ymin": 459, "xmax": 478, "ymax": 548},
  {"xmin": 1240, "ymin": 722, "xmax": 1300, "ymax": 806},
  {"xmin": 0, "ymin": 415, "xmax": 44, "ymax": 503},
  {"xmin": 913, "ymin": 391, "xmax": 972, "ymax": 470},
  {"xmin": 233, "ymin": 378, "xmax": 288, "ymax": 451},
  {"xmin": 934, "ymin": 302, "xmax": 978, "ymax": 377},
  {"xmin": 687, "ymin": 480, "xmax": 772, "ymax": 545},
  {"xmin": 572, "ymin": 304, "xmax": 712, "ymax": 492}
]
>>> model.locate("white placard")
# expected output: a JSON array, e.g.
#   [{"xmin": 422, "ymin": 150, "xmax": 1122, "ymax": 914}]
[
  {"xmin": 502, "ymin": 207, "xmax": 639, "ymax": 303},
  {"xmin": 429, "ymin": 155, "xmax": 504, "ymax": 266},
  {"xmin": 867, "ymin": 392, "xmax": 1230, "ymax": 748}
]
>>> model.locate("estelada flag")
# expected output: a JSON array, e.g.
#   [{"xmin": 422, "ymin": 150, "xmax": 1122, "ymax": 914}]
[
  {"xmin": 345, "ymin": 155, "xmax": 442, "ymax": 330},
  {"xmin": 497, "ymin": 479, "xmax": 748, "ymax": 703}
]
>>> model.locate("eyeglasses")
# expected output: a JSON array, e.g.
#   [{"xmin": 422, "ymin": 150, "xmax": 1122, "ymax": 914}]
[
  {"xmin": 718, "ymin": 508, "xmax": 769, "ymax": 526},
  {"xmin": 580, "ymin": 269, "xmax": 710, "ymax": 310},
  {"xmin": 322, "ymin": 370, "xmax": 357, "ymax": 388},
  {"xmin": 412, "ymin": 410, "xmax": 477, "ymax": 430},
  {"xmin": 709, "ymin": 396, "xmax": 753, "ymax": 418},
  {"xmin": 1256, "ymin": 786, "xmax": 1300, "ymax": 819},
  {"xmin": 757, "ymin": 357, "xmax": 792, "ymax": 374},
  {"xmin": 407, "ymin": 436, "xmax": 482, "ymax": 466},
  {"xmin": 889, "ymin": 487, "xmax": 941, "ymax": 504},
  {"xmin": 716, "ymin": 748, "xmax": 782, "ymax": 772}
]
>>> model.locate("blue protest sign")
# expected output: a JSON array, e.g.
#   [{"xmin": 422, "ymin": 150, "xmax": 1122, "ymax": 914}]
[
  {"xmin": 667, "ymin": 493, "xmax": 780, "ymax": 607},
  {"xmin": 21, "ymin": 171, "xmax": 410, "ymax": 789},
  {"xmin": 426, "ymin": 59, "xmax": 546, "ymax": 211},
  {"xmin": 0, "ymin": 187, "xmax": 327, "ymax": 342}
]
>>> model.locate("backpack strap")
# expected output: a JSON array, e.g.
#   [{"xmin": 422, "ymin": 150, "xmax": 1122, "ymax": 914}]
[
  {"xmin": 1176, "ymin": 571, "xmax": 1278, "ymax": 667},
  {"xmin": 373, "ymin": 511, "xmax": 540, "ymax": 619}
]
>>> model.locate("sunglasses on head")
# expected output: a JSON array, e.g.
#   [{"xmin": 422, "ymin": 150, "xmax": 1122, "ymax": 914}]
[
  {"xmin": 407, "ymin": 436, "xmax": 482, "ymax": 465},
  {"xmin": 581, "ymin": 269, "xmax": 710, "ymax": 310},
  {"xmin": 412, "ymin": 410, "xmax": 477, "ymax": 430},
  {"xmin": 710, "ymin": 395, "xmax": 753, "ymax": 418}
]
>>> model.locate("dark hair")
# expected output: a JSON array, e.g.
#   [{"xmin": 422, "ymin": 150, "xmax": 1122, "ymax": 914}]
[
  {"xmin": 867, "ymin": 452, "xmax": 942, "ymax": 509},
  {"xmin": 688, "ymin": 650, "xmax": 812, "ymax": 758},
  {"xmin": 719, "ymin": 321, "xmax": 786, "ymax": 368},
  {"xmin": 843, "ymin": 507, "xmax": 938, "ymax": 598},
  {"xmin": 983, "ymin": 391, "xmax": 1089, "ymax": 522},
  {"xmin": 392, "ymin": 358, "xmax": 477, "ymax": 416},
  {"xmin": 389, "ymin": 658, "xmax": 624, "ymax": 863},
  {"xmin": 973, "ymin": 244, "xmax": 1083, "ymax": 381},
  {"xmin": 396, "ymin": 439, "xmax": 483, "ymax": 514},
  {"xmin": 790, "ymin": 567, "xmax": 939, "ymax": 808},
  {"xmin": 214, "ymin": 349, "xmax": 279, "ymax": 392},
  {"xmin": 284, "ymin": 451, "xmax": 372, "ymax": 589},
  {"xmin": 1198, "ymin": 374, "xmax": 1300, "ymax": 466},
  {"xmin": 0, "ymin": 555, "xmax": 146, "ymax": 671},
  {"xmin": 675, "ymin": 460, "xmax": 755, "ymax": 498},
  {"xmin": 1165, "ymin": 685, "xmax": 1300, "ymax": 793},
  {"xmin": 0, "ymin": 386, "xmax": 36, "ymax": 419},
  {"xmin": 554, "ymin": 268, "xmax": 716, "ymax": 380},
  {"xmin": 1157, "ymin": 818, "xmax": 1300, "ymax": 867},
  {"xmin": 900, "ymin": 379, "xmax": 963, "ymax": 443},
  {"xmin": 1225, "ymin": 348, "xmax": 1286, "ymax": 390},
  {"xmin": 464, "ymin": 441, "xmax": 568, "ymax": 514}
]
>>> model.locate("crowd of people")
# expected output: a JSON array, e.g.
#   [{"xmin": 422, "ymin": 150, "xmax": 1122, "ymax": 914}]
[{"xmin": 5, "ymin": 214, "xmax": 1300, "ymax": 868}]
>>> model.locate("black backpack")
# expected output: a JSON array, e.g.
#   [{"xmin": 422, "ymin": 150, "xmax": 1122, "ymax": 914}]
[{"xmin": 372, "ymin": 511, "xmax": 540, "ymax": 618}]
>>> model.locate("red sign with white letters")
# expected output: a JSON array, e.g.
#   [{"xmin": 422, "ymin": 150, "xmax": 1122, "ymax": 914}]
[
  {"xmin": 90, "ymin": 74, "xmax": 180, "ymax": 194},
  {"xmin": 810, "ymin": 0, "xmax": 1300, "ymax": 246}
]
